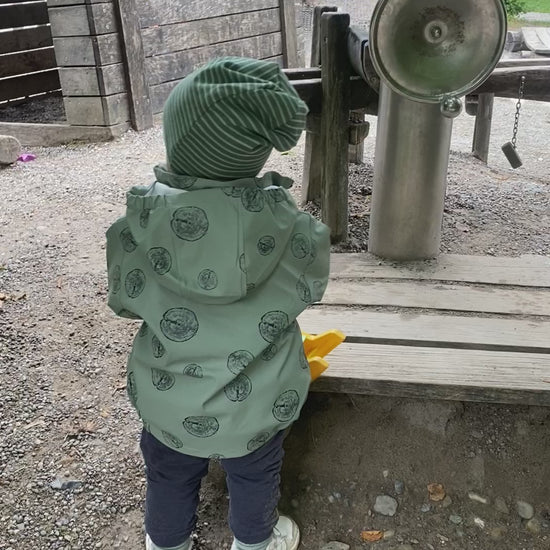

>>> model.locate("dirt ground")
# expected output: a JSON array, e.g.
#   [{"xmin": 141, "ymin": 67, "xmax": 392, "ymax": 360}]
[{"xmin": 0, "ymin": 97, "xmax": 549, "ymax": 550}]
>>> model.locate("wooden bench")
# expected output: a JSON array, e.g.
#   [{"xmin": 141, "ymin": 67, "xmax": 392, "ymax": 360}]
[{"xmin": 300, "ymin": 253, "xmax": 550, "ymax": 406}]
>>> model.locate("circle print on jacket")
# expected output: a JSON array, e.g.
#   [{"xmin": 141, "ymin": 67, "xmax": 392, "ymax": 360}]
[
  {"xmin": 140, "ymin": 208, "xmax": 150, "ymax": 228},
  {"xmin": 257, "ymin": 236, "xmax": 275, "ymax": 256},
  {"xmin": 160, "ymin": 308, "xmax": 199, "ymax": 342},
  {"xmin": 198, "ymin": 269, "xmax": 218, "ymax": 290},
  {"xmin": 247, "ymin": 431, "xmax": 272, "ymax": 452},
  {"xmin": 272, "ymin": 390, "xmax": 300, "ymax": 422},
  {"xmin": 151, "ymin": 335, "xmax": 165, "ymax": 358},
  {"xmin": 183, "ymin": 364, "xmax": 203, "ymax": 378},
  {"xmin": 151, "ymin": 368, "xmax": 175, "ymax": 391},
  {"xmin": 296, "ymin": 275, "xmax": 312, "ymax": 304},
  {"xmin": 120, "ymin": 227, "xmax": 137, "ymax": 252},
  {"xmin": 110, "ymin": 265, "xmax": 121, "ymax": 294},
  {"xmin": 162, "ymin": 430, "xmax": 183, "ymax": 449},
  {"xmin": 241, "ymin": 187, "xmax": 265, "ymax": 212},
  {"xmin": 183, "ymin": 416, "xmax": 219, "ymax": 438},
  {"xmin": 147, "ymin": 247, "xmax": 172, "ymax": 275},
  {"xmin": 125, "ymin": 269, "xmax": 146, "ymax": 298},
  {"xmin": 224, "ymin": 373, "xmax": 252, "ymax": 402},
  {"xmin": 227, "ymin": 350, "xmax": 254, "ymax": 374},
  {"xmin": 291, "ymin": 233, "xmax": 311, "ymax": 259},
  {"xmin": 127, "ymin": 372, "xmax": 137, "ymax": 406},
  {"xmin": 259, "ymin": 311, "xmax": 289, "ymax": 343},
  {"xmin": 171, "ymin": 206, "xmax": 209, "ymax": 241}
]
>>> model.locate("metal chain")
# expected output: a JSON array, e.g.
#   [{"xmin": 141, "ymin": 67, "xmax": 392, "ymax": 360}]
[{"xmin": 511, "ymin": 76, "xmax": 526, "ymax": 149}]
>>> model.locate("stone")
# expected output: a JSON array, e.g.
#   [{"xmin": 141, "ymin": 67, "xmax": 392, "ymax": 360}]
[
  {"xmin": 526, "ymin": 518, "xmax": 541, "ymax": 535},
  {"xmin": 494, "ymin": 496, "xmax": 509, "ymax": 515},
  {"xmin": 394, "ymin": 480, "xmax": 404, "ymax": 495},
  {"xmin": 321, "ymin": 543, "xmax": 350, "ymax": 550},
  {"xmin": 442, "ymin": 495, "xmax": 453, "ymax": 508},
  {"xmin": 517, "ymin": 500, "xmax": 535, "ymax": 520},
  {"xmin": 468, "ymin": 492, "xmax": 488, "ymax": 504},
  {"xmin": 489, "ymin": 526, "xmax": 507, "ymax": 540},
  {"xmin": 0, "ymin": 135, "xmax": 21, "ymax": 166},
  {"xmin": 449, "ymin": 514, "xmax": 463, "ymax": 525},
  {"xmin": 374, "ymin": 495, "xmax": 398, "ymax": 516},
  {"xmin": 421, "ymin": 503, "xmax": 431, "ymax": 513},
  {"xmin": 474, "ymin": 517, "xmax": 486, "ymax": 529},
  {"xmin": 383, "ymin": 530, "xmax": 395, "ymax": 540},
  {"xmin": 50, "ymin": 478, "xmax": 83, "ymax": 490}
]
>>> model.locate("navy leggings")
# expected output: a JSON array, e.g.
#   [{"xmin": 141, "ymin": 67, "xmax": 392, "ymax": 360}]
[{"xmin": 140, "ymin": 429, "xmax": 285, "ymax": 548}]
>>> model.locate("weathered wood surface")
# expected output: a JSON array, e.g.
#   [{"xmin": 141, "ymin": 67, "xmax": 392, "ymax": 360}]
[
  {"xmin": 58, "ymin": 64, "xmax": 126, "ymax": 96},
  {"xmin": 279, "ymin": 0, "xmax": 298, "ymax": 67},
  {"xmin": 304, "ymin": 253, "xmax": 550, "ymax": 405},
  {"xmin": 146, "ymin": 33, "xmax": 282, "ymax": 86},
  {"xmin": 474, "ymin": 65, "xmax": 550, "ymax": 101},
  {"xmin": 47, "ymin": 0, "xmax": 108, "ymax": 5},
  {"xmin": 48, "ymin": 3, "xmax": 117, "ymax": 37},
  {"xmin": 0, "ymin": 48, "xmax": 57, "ymax": 79},
  {"xmin": 522, "ymin": 27, "xmax": 550, "ymax": 55},
  {"xmin": 300, "ymin": 308, "xmax": 550, "ymax": 354},
  {"xmin": 114, "ymin": 0, "xmax": 152, "ymax": 130},
  {"xmin": 0, "ymin": 69, "xmax": 60, "ymax": 102},
  {"xmin": 0, "ymin": 1, "xmax": 49, "ymax": 30},
  {"xmin": 472, "ymin": 93, "xmax": 494, "ymax": 164},
  {"xmin": 301, "ymin": 5, "xmax": 336, "ymax": 205},
  {"xmin": 137, "ymin": 0, "xmax": 279, "ymax": 28},
  {"xmin": 329, "ymin": 253, "xmax": 550, "ymax": 287},
  {"xmin": 320, "ymin": 12, "xmax": 351, "ymax": 244},
  {"xmin": 53, "ymin": 34, "xmax": 122, "ymax": 66},
  {"xmin": 0, "ymin": 25, "xmax": 52, "ymax": 55},
  {"xmin": 497, "ymin": 57, "xmax": 550, "ymax": 68},
  {"xmin": 311, "ymin": 344, "xmax": 550, "ymax": 406},
  {"xmin": 142, "ymin": 9, "xmax": 280, "ymax": 58},
  {"xmin": 63, "ymin": 93, "xmax": 129, "ymax": 126}
]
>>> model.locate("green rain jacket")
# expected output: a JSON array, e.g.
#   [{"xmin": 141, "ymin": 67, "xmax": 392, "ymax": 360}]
[{"xmin": 106, "ymin": 165, "xmax": 330, "ymax": 458}]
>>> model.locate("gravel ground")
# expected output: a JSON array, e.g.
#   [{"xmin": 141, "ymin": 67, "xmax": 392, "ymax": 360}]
[{"xmin": 0, "ymin": 98, "xmax": 549, "ymax": 550}]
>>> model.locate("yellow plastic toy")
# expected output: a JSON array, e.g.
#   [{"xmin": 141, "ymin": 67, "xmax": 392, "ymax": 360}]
[{"xmin": 302, "ymin": 329, "xmax": 346, "ymax": 381}]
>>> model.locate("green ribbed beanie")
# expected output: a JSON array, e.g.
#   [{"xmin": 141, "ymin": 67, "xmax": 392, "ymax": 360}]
[{"xmin": 162, "ymin": 57, "xmax": 309, "ymax": 180}]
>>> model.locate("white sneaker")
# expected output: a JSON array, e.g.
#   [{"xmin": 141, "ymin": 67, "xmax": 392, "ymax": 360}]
[
  {"xmin": 145, "ymin": 534, "xmax": 193, "ymax": 550},
  {"xmin": 266, "ymin": 515, "xmax": 300, "ymax": 550}
]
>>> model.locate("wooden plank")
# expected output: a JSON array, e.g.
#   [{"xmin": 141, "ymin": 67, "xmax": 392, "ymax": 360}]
[
  {"xmin": 329, "ymin": 253, "xmax": 550, "ymax": 287},
  {"xmin": 474, "ymin": 65, "xmax": 550, "ymax": 101},
  {"xmin": 137, "ymin": 0, "xmax": 279, "ymax": 28},
  {"xmin": 472, "ymin": 93, "xmax": 494, "ymax": 164},
  {"xmin": 0, "ymin": 2, "xmax": 49, "ymax": 30},
  {"xmin": 497, "ymin": 57, "xmax": 550, "ymax": 68},
  {"xmin": 63, "ymin": 93, "xmax": 129, "ymax": 126},
  {"xmin": 0, "ymin": 47, "xmax": 57, "ymax": 79},
  {"xmin": 522, "ymin": 27, "xmax": 550, "ymax": 55},
  {"xmin": 145, "ymin": 32, "xmax": 283, "ymax": 86},
  {"xmin": 279, "ymin": 0, "xmax": 297, "ymax": 67},
  {"xmin": 320, "ymin": 12, "xmax": 351, "ymax": 243},
  {"xmin": 141, "ymin": 8, "xmax": 281, "ymax": 58},
  {"xmin": 53, "ymin": 34, "xmax": 121, "ymax": 66},
  {"xmin": 311, "ymin": 344, "xmax": 550, "ymax": 406},
  {"xmin": 0, "ymin": 69, "xmax": 60, "ymax": 102},
  {"xmin": 284, "ymin": 67, "xmax": 321, "ymax": 80},
  {"xmin": 113, "ymin": 0, "xmax": 152, "ymax": 131},
  {"xmin": 47, "ymin": 0, "xmax": 107, "ymax": 5},
  {"xmin": 299, "ymin": 308, "xmax": 550, "ymax": 353},
  {"xmin": 0, "ymin": 25, "xmax": 52, "ymax": 55},
  {"xmin": 0, "ymin": 120, "xmax": 129, "ymax": 146},
  {"xmin": 301, "ymin": 5, "xmax": 336, "ymax": 205},
  {"xmin": 322, "ymin": 280, "xmax": 550, "ymax": 317},
  {"xmin": 58, "ymin": 63, "xmax": 125, "ymax": 95},
  {"xmin": 49, "ymin": 3, "xmax": 117, "ymax": 37}
]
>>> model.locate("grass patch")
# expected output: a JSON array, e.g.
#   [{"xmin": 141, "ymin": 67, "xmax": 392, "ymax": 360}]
[
  {"xmin": 508, "ymin": 16, "xmax": 550, "ymax": 29},
  {"xmin": 522, "ymin": 0, "xmax": 550, "ymax": 13}
]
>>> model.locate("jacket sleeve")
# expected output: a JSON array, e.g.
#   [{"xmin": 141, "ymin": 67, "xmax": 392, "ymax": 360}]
[{"xmin": 304, "ymin": 213, "xmax": 331, "ymax": 304}]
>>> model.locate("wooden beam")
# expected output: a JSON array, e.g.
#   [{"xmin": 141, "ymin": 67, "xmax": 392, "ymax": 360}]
[
  {"xmin": 0, "ymin": 69, "xmax": 60, "ymax": 102},
  {"xmin": 302, "ymin": 5, "xmax": 337, "ymax": 205},
  {"xmin": 473, "ymin": 66, "xmax": 550, "ymax": 101},
  {"xmin": 0, "ymin": 1, "xmax": 49, "ymax": 30},
  {"xmin": 113, "ymin": 0, "xmax": 152, "ymax": 131},
  {"xmin": 279, "ymin": 0, "xmax": 298, "ymax": 68},
  {"xmin": 0, "ymin": 25, "xmax": 52, "ymax": 55},
  {"xmin": 0, "ymin": 47, "xmax": 57, "ymax": 79},
  {"xmin": 472, "ymin": 93, "xmax": 494, "ymax": 164},
  {"xmin": 320, "ymin": 12, "xmax": 351, "ymax": 243}
]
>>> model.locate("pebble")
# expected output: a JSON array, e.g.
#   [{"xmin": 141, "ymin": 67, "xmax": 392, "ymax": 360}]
[
  {"xmin": 442, "ymin": 495, "xmax": 453, "ymax": 508},
  {"xmin": 394, "ymin": 480, "xmax": 404, "ymax": 495},
  {"xmin": 374, "ymin": 495, "xmax": 398, "ymax": 516},
  {"xmin": 468, "ymin": 491, "xmax": 488, "ymax": 504},
  {"xmin": 0, "ymin": 135, "xmax": 21, "ymax": 165},
  {"xmin": 474, "ymin": 517, "xmax": 486, "ymax": 529},
  {"xmin": 490, "ymin": 526, "xmax": 507, "ymax": 540},
  {"xmin": 494, "ymin": 496, "xmax": 509, "ymax": 514},
  {"xmin": 526, "ymin": 518, "xmax": 541, "ymax": 534},
  {"xmin": 50, "ymin": 478, "xmax": 83, "ymax": 491},
  {"xmin": 517, "ymin": 500, "xmax": 535, "ymax": 520},
  {"xmin": 449, "ymin": 514, "xmax": 463, "ymax": 525},
  {"xmin": 321, "ymin": 543, "xmax": 350, "ymax": 550},
  {"xmin": 421, "ymin": 503, "xmax": 431, "ymax": 513},
  {"xmin": 383, "ymin": 529, "xmax": 395, "ymax": 540}
]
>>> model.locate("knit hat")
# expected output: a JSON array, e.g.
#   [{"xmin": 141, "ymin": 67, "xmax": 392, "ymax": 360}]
[{"xmin": 162, "ymin": 57, "xmax": 309, "ymax": 180}]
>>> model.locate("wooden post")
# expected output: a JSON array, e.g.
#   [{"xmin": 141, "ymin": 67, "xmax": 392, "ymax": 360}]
[
  {"xmin": 472, "ymin": 93, "xmax": 494, "ymax": 164},
  {"xmin": 113, "ymin": 0, "xmax": 153, "ymax": 131},
  {"xmin": 301, "ymin": 5, "xmax": 337, "ymax": 205},
  {"xmin": 279, "ymin": 0, "xmax": 298, "ymax": 68},
  {"xmin": 348, "ymin": 109, "xmax": 366, "ymax": 164},
  {"xmin": 320, "ymin": 11, "xmax": 351, "ymax": 243}
]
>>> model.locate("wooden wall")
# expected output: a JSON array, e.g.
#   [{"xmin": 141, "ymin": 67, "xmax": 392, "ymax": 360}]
[{"xmin": 0, "ymin": 0, "xmax": 61, "ymax": 103}]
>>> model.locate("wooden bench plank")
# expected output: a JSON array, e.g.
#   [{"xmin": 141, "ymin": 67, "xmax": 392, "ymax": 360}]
[
  {"xmin": 0, "ymin": 48, "xmax": 57, "ymax": 79},
  {"xmin": 329, "ymin": 253, "xmax": 550, "ymax": 287},
  {"xmin": 0, "ymin": 25, "xmax": 52, "ymax": 55},
  {"xmin": 312, "ymin": 343, "xmax": 550, "ymax": 406},
  {"xmin": 322, "ymin": 280, "xmax": 550, "ymax": 317},
  {"xmin": 0, "ymin": 69, "xmax": 60, "ymax": 102},
  {"xmin": 0, "ymin": 1, "xmax": 49, "ymax": 30},
  {"xmin": 299, "ymin": 308, "xmax": 550, "ymax": 353}
]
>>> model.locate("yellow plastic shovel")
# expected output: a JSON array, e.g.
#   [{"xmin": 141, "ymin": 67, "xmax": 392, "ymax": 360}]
[{"xmin": 302, "ymin": 329, "xmax": 345, "ymax": 381}]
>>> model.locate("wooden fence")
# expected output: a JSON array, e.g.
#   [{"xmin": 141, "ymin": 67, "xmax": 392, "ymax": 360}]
[{"xmin": 0, "ymin": 0, "xmax": 60, "ymax": 103}]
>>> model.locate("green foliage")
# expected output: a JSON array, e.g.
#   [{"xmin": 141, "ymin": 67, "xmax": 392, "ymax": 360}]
[{"xmin": 504, "ymin": 0, "xmax": 527, "ymax": 17}]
